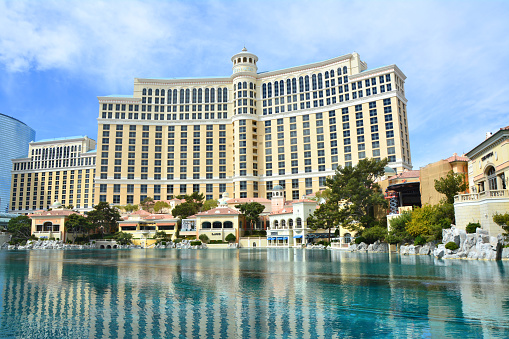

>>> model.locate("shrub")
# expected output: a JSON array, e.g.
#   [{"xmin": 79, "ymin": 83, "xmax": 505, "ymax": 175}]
[
  {"xmin": 199, "ymin": 234, "xmax": 209, "ymax": 243},
  {"xmin": 209, "ymin": 240, "xmax": 224, "ymax": 244},
  {"xmin": 355, "ymin": 236, "xmax": 366, "ymax": 244},
  {"xmin": 361, "ymin": 226, "xmax": 388, "ymax": 244},
  {"xmin": 386, "ymin": 212, "xmax": 413, "ymax": 244},
  {"xmin": 161, "ymin": 241, "xmax": 167, "ymax": 246},
  {"xmin": 414, "ymin": 235, "xmax": 426, "ymax": 246},
  {"xmin": 406, "ymin": 203, "xmax": 453, "ymax": 242},
  {"xmin": 445, "ymin": 241, "xmax": 459, "ymax": 251},
  {"xmin": 173, "ymin": 238, "xmax": 183, "ymax": 244},
  {"xmin": 225, "ymin": 233, "xmax": 236, "ymax": 243},
  {"xmin": 466, "ymin": 222, "xmax": 481, "ymax": 234},
  {"xmin": 190, "ymin": 241, "xmax": 202, "ymax": 246}
]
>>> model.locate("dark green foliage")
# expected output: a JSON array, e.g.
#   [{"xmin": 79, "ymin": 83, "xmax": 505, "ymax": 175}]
[
  {"xmin": 173, "ymin": 238, "xmax": 183, "ymax": 244},
  {"xmin": 225, "ymin": 233, "xmax": 236, "ymax": 243},
  {"xmin": 65, "ymin": 213, "xmax": 93, "ymax": 243},
  {"xmin": 209, "ymin": 240, "xmax": 225, "ymax": 244},
  {"xmin": 235, "ymin": 202, "xmax": 265, "ymax": 229},
  {"xmin": 113, "ymin": 232, "xmax": 133, "ymax": 245},
  {"xmin": 190, "ymin": 241, "xmax": 201, "ymax": 246},
  {"xmin": 199, "ymin": 234, "xmax": 209, "ymax": 243},
  {"xmin": 466, "ymin": 222, "xmax": 481, "ymax": 234},
  {"xmin": 86, "ymin": 201, "xmax": 121, "ymax": 234},
  {"xmin": 361, "ymin": 226, "xmax": 388, "ymax": 244},
  {"xmin": 493, "ymin": 212, "xmax": 509, "ymax": 237},
  {"xmin": 445, "ymin": 241, "xmax": 459, "ymax": 251},
  {"xmin": 334, "ymin": 229, "xmax": 340, "ymax": 237},
  {"xmin": 414, "ymin": 235, "xmax": 426, "ymax": 246},
  {"xmin": 406, "ymin": 203, "xmax": 454, "ymax": 242},
  {"xmin": 355, "ymin": 236, "xmax": 366, "ymax": 244},
  {"xmin": 171, "ymin": 193, "xmax": 205, "ymax": 229},
  {"xmin": 386, "ymin": 212, "xmax": 413, "ymax": 244},
  {"xmin": 434, "ymin": 170, "xmax": 468, "ymax": 205},
  {"xmin": 7, "ymin": 215, "xmax": 32, "ymax": 244},
  {"xmin": 140, "ymin": 197, "xmax": 155, "ymax": 212}
]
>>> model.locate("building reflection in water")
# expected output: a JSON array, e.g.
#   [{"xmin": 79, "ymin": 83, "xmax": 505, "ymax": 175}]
[{"xmin": 0, "ymin": 249, "xmax": 508, "ymax": 338}]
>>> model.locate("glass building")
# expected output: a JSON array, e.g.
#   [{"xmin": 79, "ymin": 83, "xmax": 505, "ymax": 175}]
[{"xmin": 0, "ymin": 113, "xmax": 35, "ymax": 212}]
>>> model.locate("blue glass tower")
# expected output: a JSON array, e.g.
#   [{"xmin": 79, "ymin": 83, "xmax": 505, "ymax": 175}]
[{"xmin": 0, "ymin": 113, "xmax": 35, "ymax": 212}]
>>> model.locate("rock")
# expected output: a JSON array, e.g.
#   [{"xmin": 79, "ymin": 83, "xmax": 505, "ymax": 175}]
[
  {"xmin": 408, "ymin": 245, "xmax": 421, "ymax": 255},
  {"xmin": 501, "ymin": 247, "xmax": 509, "ymax": 259},
  {"xmin": 348, "ymin": 243, "xmax": 358, "ymax": 251},
  {"xmin": 434, "ymin": 244, "xmax": 446, "ymax": 259},
  {"xmin": 399, "ymin": 245, "xmax": 409, "ymax": 255},
  {"xmin": 419, "ymin": 243, "xmax": 435, "ymax": 255},
  {"xmin": 356, "ymin": 242, "xmax": 368, "ymax": 251}
]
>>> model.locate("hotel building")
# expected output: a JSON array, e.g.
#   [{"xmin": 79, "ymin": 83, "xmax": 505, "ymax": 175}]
[
  {"xmin": 10, "ymin": 136, "xmax": 96, "ymax": 213},
  {"xmin": 96, "ymin": 49, "xmax": 411, "ymax": 206}
]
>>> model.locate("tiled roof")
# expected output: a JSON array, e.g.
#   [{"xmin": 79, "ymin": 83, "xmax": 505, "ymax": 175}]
[
  {"xmin": 389, "ymin": 170, "xmax": 420, "ymax": 180},
  {"xmin": 271, "ymin": 207, "xmax": 294, "ymax": 215},
  {"xmin": 195, "ymin": 207, "xmax": 241, "ymax": 216},
  {"xmin": 291, "ymin": 199, "xmax": 316, "ymax": 203},
  {"xmin": 446, "ymin": 153, "xmax": 469, "ymax": 162},
  {"xmin": 29, "ymin": 210, "xmax": 77, "ymax": 217},
  {"xmin": 145, "ymin": 214, "xmax": 174, "ymax": 220}
]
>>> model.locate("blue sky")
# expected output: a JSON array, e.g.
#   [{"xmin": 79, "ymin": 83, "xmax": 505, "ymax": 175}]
[{"xmin": 1, "ymin": 0, "xmax": 508, "ymax": 169}]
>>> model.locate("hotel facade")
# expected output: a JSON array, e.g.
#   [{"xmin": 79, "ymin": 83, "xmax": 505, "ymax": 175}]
[{"xmin": 95, "ymin": 49, "xmax": 411, "ymax": 206}]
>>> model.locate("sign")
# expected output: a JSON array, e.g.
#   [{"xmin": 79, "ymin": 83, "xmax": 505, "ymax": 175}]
[
  {"xmin": 212, "ymin": 233, "xmax": 221, "ymax": 236},
  {"xmin": 482, "ymin": 152, "xmax": 493, "ymax": 162}
]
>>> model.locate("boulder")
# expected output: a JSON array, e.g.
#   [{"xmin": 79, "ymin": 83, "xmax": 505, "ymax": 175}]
[
  {"xmin": 419, "ymin": 243, "xmax": 435, "ymax": 255},
  {"xmin": 434, "ymin": 244, "xmax": 446, "ymax": 259},
  {"xmin": 408, "ymin": 245, "xmax": 421, "ymax": 255},
  {"xmin": 348, "ymin": 243, "xmax": 358, "ymax": 251},
  {"xmin": 356, "ymin": 242, "xmax": 368, "ymax": 251},
  {"xmin": 501, "ymin": 247, "xmax": 509, "ymax": 260}
]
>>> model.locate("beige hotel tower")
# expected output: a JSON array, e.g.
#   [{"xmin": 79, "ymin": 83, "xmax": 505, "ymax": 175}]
[{"xmin": 95, "ymin": 49, "xmax": 411, "ymax": 206}]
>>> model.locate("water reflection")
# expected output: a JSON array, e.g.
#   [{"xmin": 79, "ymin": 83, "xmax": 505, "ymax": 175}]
[{"xmin": 0, "ymin": 249, "xmax": 508, "ymax": 338}]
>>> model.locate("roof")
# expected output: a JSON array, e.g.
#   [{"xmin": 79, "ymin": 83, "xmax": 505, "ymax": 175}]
[
  {"xmin": 446, "ymin": 153, "xmax": 469, "ymax": 163},
  {"xmin": 29, "ymin": 210, "xmax": 77, "ymax": 217},
  {"xmin": 144, "ymin": 214, "xmax": 175, "ymax": 220},
  {"xmin": 131, "ymin": 210, "xmax": 151, "ymax": 216},
  {"xmin": 291, "ymin": 199, "xmax": 316, "ymax": 203},
  {"xmin": 227, "ymin": 198, "xmax": 271, "ymax": 203},
  {"xmin": 388, "ymin": 170, "xmax": 420, "ymax": 180},
  {"xmin": 271, "ymin": 207, "xmax": 294, "ymax": 215},
  {"xmin": 195, "ymin": 207, "xmax": 241, "ymax": 216},
  {"xmin": 465, "ymin": 126, "xmax": 509, "ymax": 159},
  {"xmin": 34, "ymin": 136, "xmax": 86, "ymax": 143}
]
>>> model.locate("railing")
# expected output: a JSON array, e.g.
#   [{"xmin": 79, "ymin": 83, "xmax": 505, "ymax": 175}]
[{"xmin": 455, "ymin": 190, "xmax": 509, "ymax": 202}]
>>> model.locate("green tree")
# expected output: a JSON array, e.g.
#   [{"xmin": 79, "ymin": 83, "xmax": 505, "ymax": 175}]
[
  {"xmin": 140, "ymin": 197, "xmax": 155, "ymax": 212},
  {"xmin": 202, "ymin": 199, "xmax": 218, "ymax": 211},
  {"xmin": 199, "ymin": 234, "xmax": 209, "ymax": 243},
  {"xmin": 434, "ymin": 170, "xmax": 468, "ymax": 204},
  {"xmin": 406, "ymin": 203, "xmax": 453, "ymax": 242},
  {"xmin": 320, "ymin": 158, "xmax": 388, "ymax": 233},
  {"xmin": 172, "ymin": 192, "xmax": 205, "ymax": 233},
  {"xmin": 86, "ymin": 201, "xmax": 121, "ymax": 235},
  {"xmin": 114, "ymin": 232, "xmax": 133, "ymax": 245},
  {"xmin": 235, "ymin": 202, "xmax": 265, "ymax": 229},
  {"xmin": 7, "ymin": 215, "xmax": 32, "ymax": 243},
  {"xmin": 153, "ymin": 201, "xmax": 170, "ymax": 213},
  {"xmin": 386, "ymin": 212, "xmax": 413, "ymax": 244},
  {"xmin": 493, "ymin": 212, "xmax": 509, "ymax": 238},
  {"xmin": 307, "ymin": 200, "xmax": 345, "ymax": 242},
  {"xmin": 121, "ymin": 204, "xmax": 138, "ymax": 213},
  {"xmin": 361, "ymin": 225, "xmax": 388, "ymax": 244},
  {"xmin": 225, "ymin": 233, "xmax": 236, "ymax": 243},
  {"xmin": 153, "ymin": 230, "xmax": 170, "ymax": 243},
  {"xmin": 65, "ymin": 213, "xmax": 93, "ymax": 243}
]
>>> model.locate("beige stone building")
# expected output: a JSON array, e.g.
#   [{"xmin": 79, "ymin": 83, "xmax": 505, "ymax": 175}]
[
  {"xmin": 10, "ymin": 136, "xmax": 97, "ymax": 213},
  {"xmin": 95, "ymin": 49, "xmax": 411, "ymax": 206},
  {"xmin": 455, "ymin": 127, "xmax": 509, "ymax": 235}
]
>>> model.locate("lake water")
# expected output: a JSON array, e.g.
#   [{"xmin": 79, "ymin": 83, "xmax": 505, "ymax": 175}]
[{"xmin": 0, "ymin": 249, "xmax": 508, "ymax": 338}]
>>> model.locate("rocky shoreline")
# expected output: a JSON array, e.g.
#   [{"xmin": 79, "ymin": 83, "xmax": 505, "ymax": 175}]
[{"xmin": 348, "ymin": 226, "xmax": 509, "ymax": 260}]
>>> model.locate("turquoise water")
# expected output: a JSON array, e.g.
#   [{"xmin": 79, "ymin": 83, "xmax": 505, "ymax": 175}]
[{"xmin": 0, "ymin": 249, "xmax": 508, "ymax": 338}]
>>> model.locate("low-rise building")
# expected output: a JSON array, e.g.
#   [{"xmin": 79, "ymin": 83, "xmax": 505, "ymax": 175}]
[
  {"xmin": 455, "ymin": 126, "xmax": 509, "ymax": 235},
  {"xmin": 118, "ymin": 209, "xmax": 178, "ymax": 246},
  {"xmin": 28, "ymin": 201, "xmax": 78, "ymax": 241}
]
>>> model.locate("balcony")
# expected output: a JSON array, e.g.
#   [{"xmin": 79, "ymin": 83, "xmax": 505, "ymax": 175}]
[{"xmin": 454, "ymin": 189, "xmax": 509, "ymax": 202}]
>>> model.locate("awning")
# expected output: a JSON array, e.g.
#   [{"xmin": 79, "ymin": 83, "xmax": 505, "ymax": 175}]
[
  {"xmin": 268, "ymin": 237, "xmax": 274, "ymax": 240},
  {"xmin": 277, "ymin": 237, "xmax": 284, "ymax": 240},
  {"xmin": 293, "ymin": 235, "xmax": 303, "ymax": 239},
  {"xmin": 284, "ymin": 237, "xmax": 289, "ymax": 240}
]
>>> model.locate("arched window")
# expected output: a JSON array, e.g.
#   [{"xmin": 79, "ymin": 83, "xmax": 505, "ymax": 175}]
[
  {"xmin": 250, "ymin": 82, "xmax": 254, "ymax": 90},
  {"xmin": 318, "ymin": 73, "xmax": 323, "ymax": 89},
  {"xmin": 281, "ymin": 219, "xmax": 286, "ymax": 228},
  {"xmin": 173, "ymin": 89, "xmax": 178, "ymax": 104},
  {"xmin": 487, "ymin": 166, "xmax": 497, "ymax": 190},
  {"xmin": 185, "ymin": 89, "xmax": 190, "ymax": 103},
  {"xmin": 249, "ymin": 58, "xmax": 252, "ymax": 63},
  {"xmin": 296, "ymin": 218, "xmax": 302, "ymax": 227},
  {"xmin": 288, "ymin": 219, "xmax": 293, "ymax": 229},
  {"xmin": 325, "ymin": 71, "xmax": 329, "ymax": 79},
  {"xmin": 343, "ymin": 66, "xmax": 347, "ymax": 74},
  {"xmin": 280, "ymin": 80, "xmax": 284, "ymax": 96},
  {"xmin": 274, "ymin": 220, "xmax": 279, "ymax": 228},
  {"xmin": 142, "ymin": 88, "xmax": 147, "ymax": 95},
  {"xmin": 330, "ymin": 69, "xmax": 335, "ymax": 77},
  {"xmin": 262, "ymin": 84, "xmax": 267, "ymax": 99},
  {"xmin": 222, "ymin": 87, "xmax": 227, "ymax": 102},
  {"xmin": 217, "ymin": 88, "xmax": 222, "ymax": 102},
  {"xmin": 161, "ymin": 89, "xmax": 165, "ymax": 96},
  {"xmin": 287, "ymin": 79, "xmax": 291, "ymax": 95},
  {"xmin": 243, "ymin": 57, "xmax": 247, "ymax": 62},
  {"xmin": 268, "ymin": 83, "xmax": 272, "ymax": 98},
  {"xmin": 312, "ymin": 74, "xmax": 317, "ymax": 90},
  {"xmin": 155, "ymin": 89, "xmax": 159, "ymax": 96},
  {"xmin": 210, "ymin": 88, "xmax": 215, "ymax": 103},
  {"xmin": 274, "ymin": 81, "xmax": 279, "ymax": 97},
  {"xmin": 238, "ymin": 58, "xmax": 241, "ymax": 63},
  {"xmin": 299, "ymin": 77, "xmax": 304, "ymax": 92},
  {"xmin": 344, "ymin": 233, "xmax": 352, "ymax": 244},
  {"xmin": 199, "ymin": 88, "xmax": 204, "ymax": 103},
  {"xmin": 213, "ymin": 221, "xmax": 222, "ymax": 228},
  {"xmin": 305, "ymin": 75, "xmax": 310, "ymax": 91},
  {"xmin": 292, "ymin": 78, "xmax": 297, "ymax": 93},
  {"xmin": 192, "ymin": 89, "xmax": 197, "ymax": 103},
  {"xmin": 179, "ymin": 89, "xmax": 185, "ymax": 104},
  {"xmin": 148, "ymin": 88, "xmax": 152, "ymax": 96},
  {"xmin": 202, "ymin": 221, "xmax": 211, "ymax": 229},
  {"xmin": 337, "ymin": 67, "xmax": 342, "ymax": 75},
  {"xmin": 224, "ymin": 221, "xmax": 233, "ymax": 228},
  {"xmin": 243, "ymin": 81, "xmax": 247, "ymax": 89},
  {"xmin": 238, "ymin": 82, "xmax": 242, "ymax": 91}
]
